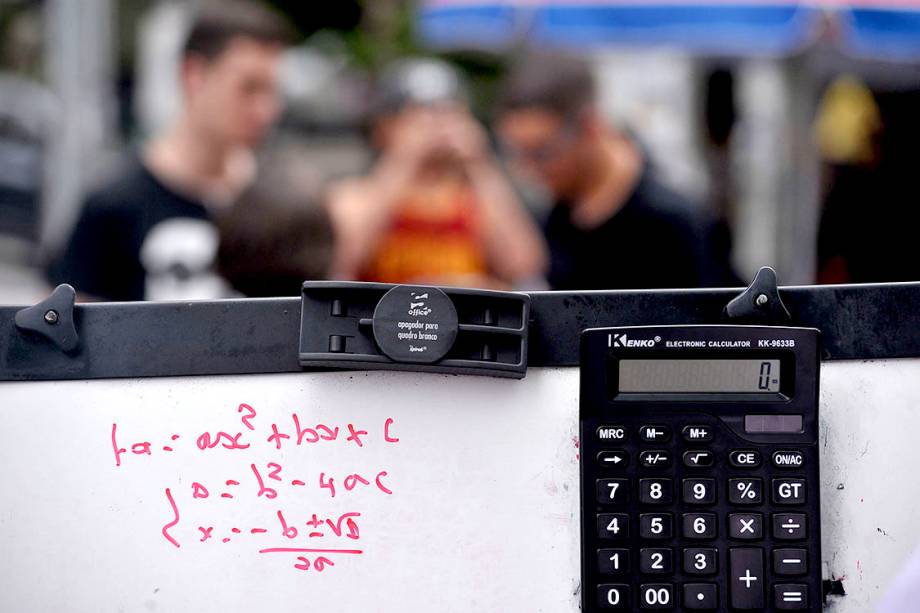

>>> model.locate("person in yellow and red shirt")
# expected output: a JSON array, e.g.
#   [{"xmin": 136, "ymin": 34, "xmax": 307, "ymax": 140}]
[{"xmin": 326, "ymin": 58, "xmax": 547, "ymax": 289}]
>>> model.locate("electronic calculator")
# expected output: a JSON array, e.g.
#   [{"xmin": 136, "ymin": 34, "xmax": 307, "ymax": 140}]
[{"xmin": 580, "ymin": 325, "xmax": 821, "ymax": 611}]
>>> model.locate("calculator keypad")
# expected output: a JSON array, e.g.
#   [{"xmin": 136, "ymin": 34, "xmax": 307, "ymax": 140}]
[{"xmin": 584, "ymin": 419, "xmax": 819, "ymax": 611}]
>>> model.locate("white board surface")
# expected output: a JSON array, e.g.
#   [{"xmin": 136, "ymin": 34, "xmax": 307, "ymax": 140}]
[
  {"xmin": 0, "ymin": 369, "xmax": 582, "ymax": 613},
  {"xmin": 1, "ymin": 361, "xmax": 919, "ymax": 612}
]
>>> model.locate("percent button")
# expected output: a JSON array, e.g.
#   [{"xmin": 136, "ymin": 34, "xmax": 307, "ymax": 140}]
[{"xmin": 729, "ymin": 478, "xmax": 763, "ymax": 504}]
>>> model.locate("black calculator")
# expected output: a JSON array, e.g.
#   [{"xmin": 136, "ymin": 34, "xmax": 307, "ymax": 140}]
[{"xmin": 580, "ymin": 325, "xmax": 821, "ymax": 611}]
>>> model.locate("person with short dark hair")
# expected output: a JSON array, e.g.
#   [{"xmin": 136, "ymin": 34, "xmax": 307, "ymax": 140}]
[
  {"xmin": 496, "ymin": 54, "xmax": 737, "ymax": 290},
  {"xmin": 49, "ymin": 0, "xmax": 293, "ymax": 301}
]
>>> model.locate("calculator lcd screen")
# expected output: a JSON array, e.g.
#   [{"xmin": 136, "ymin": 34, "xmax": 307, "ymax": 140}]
[{"xmin": 618, "ymin": 359, "xmax": 781, "ymax": 393}]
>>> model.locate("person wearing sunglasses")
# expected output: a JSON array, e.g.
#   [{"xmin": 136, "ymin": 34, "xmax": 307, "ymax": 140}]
[{"xmin": 496, "ymin": 54, "xmax": 738, "ymax": 291}]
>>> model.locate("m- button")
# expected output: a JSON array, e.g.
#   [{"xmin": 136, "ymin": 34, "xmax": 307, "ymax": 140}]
[
  {"xmin": 598, "ymin": 426, "xmax": 628, "ymax": 442},
  {"xmin": 640, "ymin": 425, "xmax": 671, "ymax": 443}
]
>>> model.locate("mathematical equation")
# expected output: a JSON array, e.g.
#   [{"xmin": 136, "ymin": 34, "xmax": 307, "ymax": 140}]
[{"xmin": 110, "ymin": 403, "xmax": 400, "ymax": 573}]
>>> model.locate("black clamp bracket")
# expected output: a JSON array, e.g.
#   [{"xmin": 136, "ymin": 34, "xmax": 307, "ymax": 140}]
[
  {"xmin": 14, "ymin": 283, "xmax": 80, "ymax": 353},
  {"xmin": 724, "ymin": 266, "xmax": 792, "ymax": 324},
  {"xmin": 299, "ymin": 281, "xmax": 530, "ymax": 378}
]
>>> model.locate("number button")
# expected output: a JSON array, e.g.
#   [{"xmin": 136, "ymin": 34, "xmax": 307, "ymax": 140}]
[
  {"xmin": 639, "ymin": 425, "xmax": 671, "ymax": 443},
  {"xmin": 639, "ymin": 513, "xmax": 673, "ymax": 539},
  {"xmin": 597, "ymin": 513, "xmax": 630, "ymax": 539},
  {"xmin": 682, "ymin": 513, "xmax": 717, "ymax": 539},
  {"xmin": 597, "ymin": 584, "xmax": 630, "ymax": 610},
  {"xmin": 773, "ymin": 478, "xmax": 807, "ymax": 505},
  {"xmin": 772, "ymin": 513, "xmax": 807, "ymax": 540},
  {"xmin": 682, "ymin": 478, "xmax": 716, "ymax": 505},
  {"xmin": 639, "ymin": 583, "xmax": 674, "ymax": 610},
  {"xmin": 728, "ymin": 513, "xmax": 763, "ymax": 540},
  {"xmin": 639, "ymin": 449, "xmax": 672, "ymax": 469},
  {"xmin": 682, "ymin": 450, "xmax": 714, "ymax": 468},
  {"xmin": 639, "ymin": 479, "xmax": 673, "ymax": 505},
  {"xmin": 683, "ymin": 548, "xmax": 718, "ymax": 575},
  {"xmin": 597, "ymin": 479, "xmax": 629, "ymax": 505},
  {"xmin": 729, "ymin": 478, "xmax": 763, "ymax": 504},
  {"xmin": 598, "ymin": 548, "xmax": 631, "ymax": 574},
  {"xmin": 729, "ymin": 449, "xmax": 762, "ymax": 468},
  {"xmin": 682, "ymin": 425, "xmax": 714, "ymax": 443},
  {"xmin": 639, "ymin": 548, "xmax": 673, "ymax": 574},
  {"xmin": 683, "ymin": 583, "xmax": 718, "ymax": 610},
  {"xmin": 774, "ymin": 583, "xmax": 808, "ymax": 610}
]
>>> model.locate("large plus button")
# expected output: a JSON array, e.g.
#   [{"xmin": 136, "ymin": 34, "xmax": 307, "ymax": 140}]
[{"xmin": 730, "ymin": 548, "xmax": 764, "ymax": 609}]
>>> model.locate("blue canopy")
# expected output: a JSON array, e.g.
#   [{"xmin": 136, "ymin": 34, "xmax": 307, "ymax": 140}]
[{"xmin": 418, "ymin": 1, "xmax": 920, "ymax": 60}]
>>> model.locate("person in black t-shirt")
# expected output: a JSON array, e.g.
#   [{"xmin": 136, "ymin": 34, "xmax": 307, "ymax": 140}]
[
  {"xmin": 495, "ymin": 54, "xmax": 737, "ymax": 291},
  {"xmin": 48, "ymin": 1, "xmax": 292, "ymax": 301}
]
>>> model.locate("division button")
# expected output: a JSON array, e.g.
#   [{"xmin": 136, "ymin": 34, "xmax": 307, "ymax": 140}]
[
  {"xmin": 773, "ymin": 478, "xmax": 807, "ymax": 504},
  {"xmin": 728, "ymin": 513, "xmax": 763, "ymax": 540},
  {"xmin": 683, "ymin": 583, "xmax": 718, "ymax": 610},
  {"xmin": 683, "ymin": 450, "xmax": 715, "ymax": 468},
  {"xmin": 639, "ymin": 450, "xmax": 672, "ymax": 469},
  {"xmin": 773, "ymin": 548, "xmax": 808, "ymax": 575},
  {"xmin": 772, "ymin": 450, "xmax": 806, "ymax": 469},
  {"xmin": 640, "ymin": 425, "xmax": 672, "ymax": 443},
  {"xmin": 597, "ymin": 426, "xmax": 628, "ymax": 442},
  {"xmin": 597, "ymin": 450, "xmax": 629, "ymax": 469},
  {"xmin": 772, "ymin": 513, "xmax": 807, "ymax": 540},
  {"xmin": 774, "ymin": 583, "xmax": 808, "ymax": 609},
  {"xmin": 597, "ymin": 584, "xmax": 630, "ymax": 610},
  {"xmin": 729, "ymin": 449, "xmax": 762, "ymax": 468},
  {"xmin": 729, "ymin": 548, "xmax": 764, "ymax": 609},
  {"xmin": 682, "ymin": 425, "xmax": 714, "ymax": 443}
]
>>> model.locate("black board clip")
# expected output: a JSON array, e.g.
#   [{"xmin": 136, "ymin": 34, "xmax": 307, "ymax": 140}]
[
  {"xmin": 14, "ymin": 283, "xmax": 80, "ymax": 353},
  {"xmin": 724, "ymin": 266, "xmax": 791, "ymax": 324},
  {"xmin": 299, "ymin": 281, "xmax": 529, "ymax": 378}
]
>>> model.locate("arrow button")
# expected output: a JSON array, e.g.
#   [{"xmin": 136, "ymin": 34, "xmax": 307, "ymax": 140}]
[{"xmin": 597, "ymin": 450, "xmax": 630, "ymax": 469}]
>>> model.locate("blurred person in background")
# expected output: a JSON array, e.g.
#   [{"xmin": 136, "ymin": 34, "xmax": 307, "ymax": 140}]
[
  {"xmin": 325, "ymin": 58, "xmax": 547, "ymax": 289},
  {"xmin": 217, "ymin": 148, "xmax": 335, "ymax": 297},
  {"xmin": 47, "ymin": 0, "xmax": 292, "ymax": 301},
  {"xmin": 816, "ymin": 78, "xmax": 920, "ymax": 284},
  {"xmin": 496, "ymin": 54, "xmax": 738, "ymax": 291}
]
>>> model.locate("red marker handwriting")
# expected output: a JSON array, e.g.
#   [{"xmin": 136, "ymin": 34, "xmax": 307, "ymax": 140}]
[
  {"xmin": 384, "ymin": 417, "xmax": 399, "ymax": 443},
  {"xmin": 162, "ymin": 488, "xmax": 180, "ymax": 548},
  {"xmin": 252, "ymin": 464, "xmax": 278, "ymax": 499},
  {"xmin": 111, "ymin": 423, "xmax": 126, "ymax": 467},
  {"xmin": 238, "ymin": 403, "xmax": 257, "ymax": 431},
  {"xmin": 346, "ymin": 424, "xmax": 367, "ymax": 447}
]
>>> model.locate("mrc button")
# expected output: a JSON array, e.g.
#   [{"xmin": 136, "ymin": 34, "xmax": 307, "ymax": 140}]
[
  {"xmin": 597, "ymin": 426, "xmax": 628, "ymax": 442},
  {"xmin": 773, "ymin": 450, "xmax": 805, "ymax": 469}
]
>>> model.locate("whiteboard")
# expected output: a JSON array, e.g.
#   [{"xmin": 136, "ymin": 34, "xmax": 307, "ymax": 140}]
[{"xmin": 0, "ymin": 361, "xmax": 918, "ymax": 612}]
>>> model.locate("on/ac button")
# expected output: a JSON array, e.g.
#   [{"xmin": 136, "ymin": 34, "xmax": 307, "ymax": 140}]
[
  {"xmin": 597, "ymin": 426, "xmax": 628, "ymax": 441},
  {"xmin": 772, "ymin": 450, "xmax": 805, "ymax": 469}
]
